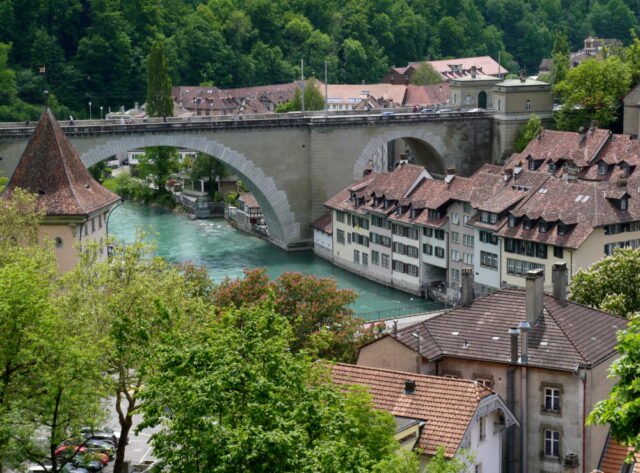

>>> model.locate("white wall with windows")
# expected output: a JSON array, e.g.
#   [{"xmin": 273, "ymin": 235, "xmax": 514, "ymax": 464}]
[{"xmin": 474, "ymin": 228, "xmax": 501, "ymax": 289}]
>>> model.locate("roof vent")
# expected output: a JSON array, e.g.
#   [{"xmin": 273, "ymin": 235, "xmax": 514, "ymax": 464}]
[
  {"xmin": 404, "ymin": 379, "xmax": 416, "ymax": 394},
  {"xmin": 84, "ymin": 184, "xmax": 90, "ymax": 189}
]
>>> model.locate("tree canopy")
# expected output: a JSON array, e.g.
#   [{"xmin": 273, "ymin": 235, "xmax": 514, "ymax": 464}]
[
  {"xmin": 145, "ymin": 39, "xmax": 173, "ymax": 118},
  {"xmin": 411, "ymin": 63, "xmax": 443, "ymax": 86},
  {"xmin": 4, "ymin": 0, "xmax": 640, "ymax": 118},
  {"xmin": 513, "ymin": 114, "xmax": 543, "ymax": 152}
]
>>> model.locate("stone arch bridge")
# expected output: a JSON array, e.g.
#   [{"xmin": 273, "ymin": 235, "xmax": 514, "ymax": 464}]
[{"xmin": 0, "ymin": 112, "xmax": 498, "ymax": 249}]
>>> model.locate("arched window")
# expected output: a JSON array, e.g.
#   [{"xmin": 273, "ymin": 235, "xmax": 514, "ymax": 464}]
[{"xmin": 497, "ymin": 99, "xmax": 502, "ymax": 111}]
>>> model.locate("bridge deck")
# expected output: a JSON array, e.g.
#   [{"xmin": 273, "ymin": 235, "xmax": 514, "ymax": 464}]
[{"xmin": 0, "ymin": 110, "xmax": 491, "ymax": 138}]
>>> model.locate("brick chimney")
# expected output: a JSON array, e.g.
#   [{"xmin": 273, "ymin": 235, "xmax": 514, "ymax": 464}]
[
  {"xmin": 460, "ymin": 268, "xmax": 475, "ymax": 305},
  {"xmin": 525, "ymin": 268, "xmax": 544, "ymax": 324},
  {"xmin": 445, "ymin": 168, "xmax": 456, "ymax": 184},
  {"xmin": 508, "ymin": 327, "xmax": 520, "ymax": 363},
  {"xmin": 552, "ymin": 262, "xmax": 568, "ymax": 301}
]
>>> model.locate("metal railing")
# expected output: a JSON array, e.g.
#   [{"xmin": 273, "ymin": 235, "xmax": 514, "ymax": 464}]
[{"xmin": 356, "ymin": 301, "xmax": 449, "ymax": 321}]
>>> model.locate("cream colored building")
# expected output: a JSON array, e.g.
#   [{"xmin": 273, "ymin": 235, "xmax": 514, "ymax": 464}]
[
  {"xmin": 449, "ymin": 73, "xmax": 502, "ymax": 110},
  {"xmin": 357, "ymin": 267, "xmax": 621, "ymax": 473},
  {"xmin": 1, "ymin": 108, "xmax": 121, "ymax": 272}
]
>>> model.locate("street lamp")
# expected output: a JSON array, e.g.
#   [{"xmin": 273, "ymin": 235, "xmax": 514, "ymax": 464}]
[
  {"xmin": 88, "ymin": 101, "xmax": 92, "ymax": 120},
  {"xmin": 100, "ymin": 106, "xmax": 103, "ymax": 119}
]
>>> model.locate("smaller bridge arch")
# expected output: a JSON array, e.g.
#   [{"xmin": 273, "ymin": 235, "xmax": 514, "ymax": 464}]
[
  {"xmin": 353, "ymin": 129, "xmax": 448, "ymax": 179},
  {"xmin": 81, "ymin": 134, "xmax": 299, "ymax": 247}
]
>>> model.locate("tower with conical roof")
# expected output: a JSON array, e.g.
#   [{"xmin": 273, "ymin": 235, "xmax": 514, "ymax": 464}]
[{"xmin": 1, "ymin": 108, "xmax": 121, "ymax": 272}]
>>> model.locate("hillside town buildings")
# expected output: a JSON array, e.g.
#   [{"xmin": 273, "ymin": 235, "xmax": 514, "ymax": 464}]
[
  {"xmin": 357, "ymin": 267, "xmax": 622, "ymax": 473},
  {"xmin": 382, "ymin": 56, "xmax": 508, "ymax": 85},
  {"xmin": 0, "ymin": 108, "xmax": 120, "ymax": 272},
  {"xmin": 539, "ymin": 36, "xmax": 622, "ymax": 73},
  {"xmin": 316, "ymin": 126, "xmax": 640, "ymax": 299}
]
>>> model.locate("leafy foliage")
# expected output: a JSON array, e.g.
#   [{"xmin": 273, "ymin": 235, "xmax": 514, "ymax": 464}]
[
  {"xmin": 138, "ymin": 303, "xmax": 403, "ymax": 473},
  {"xmin": 424, "ymin": 446, "xmax": 474, "ymax": 473},
  {"xmin": 513, "ymin": 114, "xmax": 543, "ymax": 152},
  {"xmin": 145, "ymin": 39, "xmax": 173, "ymax": 118},
  {"xmin": 570, "ymin": 247, "xmax": 640, "ymax": 318},
  {"xmin": 211, "ymin": 268, "xmax": 383, "ymax": 362},
  {"xmin": 411, "ymin": 63, "xmax": 443, "ymax": 86},
  {"xmin": 587, "ymin": 313, "xmax": 640, "ymax": 460}
]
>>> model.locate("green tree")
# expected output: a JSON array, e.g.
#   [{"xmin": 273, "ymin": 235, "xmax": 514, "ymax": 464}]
[
  {"xmin": 569, "ymin": 247, "xmax": 640, "ymax": 317},
  {"xmin": 550, "ymin": 32, "xmax": 569, "ymax": 84},
  {"xmin": 62, "ymin": 235, "xmax": 209, "ymax": 473},
  {"xmin": 424, "ymin": 446, "xmax": 473, "ymax": 472},
  {"xmin": 280, "ymin": 78, "xmax": 325, "ymax": 112},
  {"xmin": 554, "ymin": 56, "xmax": 632, "ymax": 130},
  {"xmin": 138, "ymin": 302, "xmax": 401, "ymax": 473},
  {"xmin": 587, "ymin": 314, "xmax": 640, "ymax": 461},
  {"xmin": 189, "ymin": 153, "xmax": 230, "ymax": 199},
  {"xmin": 138, "ymin": 146, "xmax": 179, "ymax": 194},
  {"xmin": 145, "ymin": 39, "xmax": 173, "ymax": 118},
  {"xmin": 411, "ymin": 62, "xmax": 443, "ymax": 85},
  {"xmin": 211, "ymin": 268, "xmax": 383, "ymax": 362},
  {"xmin": 513, "ymin": 114, "xmax": 543, "ymax": 152}
]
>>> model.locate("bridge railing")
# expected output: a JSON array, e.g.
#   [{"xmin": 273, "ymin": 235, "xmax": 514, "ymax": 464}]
[{"xmin": 0, "ymin": 108, "xmax": 492, "ymax": 134}]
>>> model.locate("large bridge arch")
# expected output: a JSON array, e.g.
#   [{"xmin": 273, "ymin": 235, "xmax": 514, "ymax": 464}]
[
  {"xmin": 80, "ymin": 134, "xmax": 299, "ymax": 247},
  {"xmin": 353, "ymin": 128, "xmax": 448, "ymax": 180}
]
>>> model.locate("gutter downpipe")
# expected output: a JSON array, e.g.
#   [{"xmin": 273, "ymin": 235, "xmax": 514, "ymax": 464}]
[
  {"xmin": 519, "ymin": 321, "xmax": 531, "ymax": 473},
  {"xmin": 582, "ymin": 366, "xmax": 587, "ymax": 473}
]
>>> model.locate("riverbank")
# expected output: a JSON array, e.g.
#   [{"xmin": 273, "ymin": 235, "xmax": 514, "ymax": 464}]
[{"xmin": 109, "ymin": 201, "xmax": 443, "ymax": 319}]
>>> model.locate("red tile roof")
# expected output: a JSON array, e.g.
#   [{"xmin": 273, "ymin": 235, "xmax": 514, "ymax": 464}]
[
  {"xmin": 387, "ymin": 288, "xmax": 624, "ymax": 371},
  {"xmin": 1, "ymin": 108, "xmax": 121, "ymax": 216},
  {"xmin": 404, "ymin": 84, "xmax": 450, "ymax": 106},
  {"xmin": 412, "ymin": 56, "xmax": 507, "ymax": 80},
  {"xmin": 311, "ymin": 212, "xmax": 332, "ymax": 234},
  {"xmin": 598, "ymin": 434, "xmax": 640, "ymax": 473},
  {"xmin": 238, "ymin": 192, "xmax": 259, "ymax": 209},
  {"xmin": 330, "ymin": 363, "xmax": 492, "ymax": 457}
]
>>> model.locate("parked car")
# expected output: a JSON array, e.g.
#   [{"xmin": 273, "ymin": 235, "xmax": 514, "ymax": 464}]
[
  {"xmin": 81, "ymin": 428, "xmax": 119, "ymax": 446},
  {"xmin": 61, "ymin": 464, "xmax": 90, "ymax": 473},
  {"xmin": 27, "ymin": 465, "xmax": 52, "ymax": 473},
  {"xmin": 55, "ymin": 446, "xmax": 87, "ymax": 459},
  {"xmin": 84, "ymin": 440, "xmax": 115, "ymax": 459},
  {"xmin": 72, "ymin": 453, "xmax": 108, "ymax": 472},
  {"xmin": 420, "ymin": 108, "xmax": 436, "ymax": 113}
]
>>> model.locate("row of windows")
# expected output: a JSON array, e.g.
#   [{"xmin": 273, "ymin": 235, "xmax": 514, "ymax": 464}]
[
  {"xmin": 371, "ymin": 214, "xmax": 391, "ymax": 229},
  {"xmin": 336, "ymin": 211, "xmax": 370, "ymax": 229},
  {"xmin": 423, "ymin": 227, "xmax": 445, "ymax": 240},
  {"xmin": 506, "ymin": 258, "xmax": 545, "ymax": 276},
  {"xmin": 423, "ymin": 244, "xmax": 445, "ymax": 258},
  {"xmin": 508, "ymin": 215, "xmax": 571, "ymax": 236},
  {"xmin": 604, "ymin": 221, "xmax": 640, "ymax": 235},
  {"xmin": 370, "ymin": 232, "xmax": 391, "ymax": 247},
  {"xmin": 351, "ymin": 232, "xmax": 369, "ymax": 247},
  {"xmin": 392, "ymin": 224, "xmax": 419, "ymax": 240},
  {"xmin": 604, "ymin": 238, "xmax": 640, "ymax": 255},
  {"xmin": 479, "ymin": 230, "xmax": 498, "ymax": 245},
  {"xmin": 480, "ymin": 251, "xmax": 498, "ymax": 269},
  {"xmin": 392, "ymin": 260, "xmax": 419, "ymax": 277},
  {"xmin": 393, "ymin": 242, "xmax": 419, "ymax": 258},
  {"xmin": 504, "ymin": 238, "xmax": 549, "ymax": 259},
  {"xmin": 371, "ymin": 250, "xmax": 390, "ymax": 268},
  {"xmin": 353, "ymin": 250, "xmax": 369, "ymax": 266}
]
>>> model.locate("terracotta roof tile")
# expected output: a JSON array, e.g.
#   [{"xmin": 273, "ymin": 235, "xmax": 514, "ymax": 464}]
[
  {"xmin": 330, "ymin": 363, "xmax": 492, "ymax": 457},
  {"xmin": 311, "ymin": 212, "xmax": 332, "ymax": 233},
  {"xmin": 238, "ymin": 192, "xmax": 259, "ymax": 209},
  {"xmin": 390, "ymin": 289, "xmax": 624, "ymax": 371},
  {"xmin": 1, "ymin": 108, "xmax": 120, "ymax": 216},
  {"xmin": 599, "ymin": 434, "xmax": 640, "ymax": 473}
]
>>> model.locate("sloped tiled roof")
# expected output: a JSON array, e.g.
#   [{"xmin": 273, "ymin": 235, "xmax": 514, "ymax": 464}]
[
  {"xmin": 331, "ymin": 363, "xmax": 492, "ymax": 457},
  {"xmin": 598, "ymin": 434, "xmax": 640, "ymax": 473},
  {"xmin": 1, "ymin": 108, "xmax": 121, "ymax": 216},
  {"xmin": 311, "ymin": 212, "xmax": 332, "ymax": 234},
  {"xmin": 238, "ymin": 192, "xmax": 259, "ymax": 209},
  {"xmin": 404, "ymin": 84, "xmax": 450, "ymax": 106},
  {"xmin": 388, "ymin": 289, "xmax": 624, "ymax": 371}
]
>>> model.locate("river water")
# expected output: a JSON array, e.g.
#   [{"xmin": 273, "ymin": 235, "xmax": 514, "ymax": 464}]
[{"xmin": 109, "ymin": 201, "xmax": 442, "ymax": 319}]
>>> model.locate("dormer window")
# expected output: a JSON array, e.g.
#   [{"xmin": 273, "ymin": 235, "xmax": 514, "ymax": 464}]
[
  {"xmin": 523, "ymin": 217, "xmax": 532, "ymax": 230},
  {"xmin": 410, "ymin": 208, "xmax": 418, "ymax": 219},
  {"xmin": 480, "ymin": 211, "xmax": 498, "ymax": 224},
  {"xmin": 539, "ymin": 220, "xmax": 548, "ymax": 233},
  {"xmin": 396, "ymin": 206, "xmax": 402, "ymax": 216},
  {"xmin": 428, "ymin": 209, "xmax": 440, "ymax": 219},
  {"xmin": 350, "ymin": 191, "xmax": 357, "ymax": 200},
  {"xmin": 557, "ymin": 223, "xmax": 567, "ymax": 235},
  {"xmin": 597, "ymin": 162, "xmax": 609, "ymax": 176},
  {"xmin": 548, "ymin": 162, "xmax": 556, "ymax": 173},
  {"xmin": 620, "ymin": 196, "xmax": 629, "ymax": 210},
  {"xmin": 508, "ymin": 215, "xmax": 517, "ymax": 228},
  {"xmin": 383, "ymin": 199, "xmax": 389, "ymax": 209}
]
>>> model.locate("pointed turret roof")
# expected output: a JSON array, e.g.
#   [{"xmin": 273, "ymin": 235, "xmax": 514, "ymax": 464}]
[{"xmin": 2, "ymin": 108, "xmax": 121, "ymax": 216}]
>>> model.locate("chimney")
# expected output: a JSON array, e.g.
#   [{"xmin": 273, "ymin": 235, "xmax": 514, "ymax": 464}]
[
  {"xmin": 503, "ymin": 168, "xmax": 513, "ymax": 182},
  {"xmin": 460, "ymin": 268, "xmax": 475, "ymax": 305},
  {"xmin": 519, "ymin": 69, "xmax": 526, "ymax": 82},
  {"xmin": 518, "ymin": 320, "xmax": 531, "ymax": 364},
  {"xmin": 445, "ymin": 168, "xmax": 456, "ymax": 183},
  {"xmin": 471, "ymin": 65, "xmax": 477, "ymax": 78},
  {"xmin": 508, "ymin": 327, "xmax": 520, "ymax": 362},
  {"xmin": 393, "ymin": 319, "xmax": 398, "ymax": 335},
  {"xmin": 404, "ymin": 379, "xmax": 416, "ymax": 394},
  {"xmin": 525, "ymin": 268, "xmax": 544, "ymax": 324},
  {"xmin": 552, "ymin": 262, "xmax": 568, "ymax": 301}
]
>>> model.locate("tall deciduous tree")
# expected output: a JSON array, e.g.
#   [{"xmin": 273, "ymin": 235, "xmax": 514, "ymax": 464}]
[
  {"xmin": 554, "ymin": 56, "xmax": 632, "ymax": 130},
  {"xmin": 587, "ymin": 314, "xmax": 640, "ymax": 461},
  {"xmin": 411, "ymin": 63, "xmax": 443, "ymax": 86},
  {"xmin": 62, "ymin": 235, "xmax": 209, "ymax": 473},
  {"xmin": 145, "ymin": 39, "xmax": 172, "ymax": 118},
  {"xmin": 138, "ymin": 303, "xmax": 404, "ymax": 473},
  {"xmin": 513, "ymin": 114, "xmax": 543, "ymax": 152},
  {"xmin": 550, "ymin": 32, "xmax": 569, "ymax": 85},
  {"xmin": 569, "ymin": 247, "xmax": 640, "ymax": 317}
]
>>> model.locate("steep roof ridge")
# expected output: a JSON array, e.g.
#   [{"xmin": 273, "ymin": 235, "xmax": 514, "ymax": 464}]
[
  {"xmin": 590, "ymin": 129, "xmax": 613, "ymax": 163},
  {"xmin": 48, "ymin": 109, "xmax": 88, "ymax": 215},
  {"xmin": 540, "ymin": 304, "xmax": 589, "ymax": 365},
  {"xmin": 508, "ymin": 171, "xmax": 553, "ymax": 221}
]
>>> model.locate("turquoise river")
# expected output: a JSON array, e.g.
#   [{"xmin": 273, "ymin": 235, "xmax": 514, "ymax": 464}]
[{"xmin": 109, "ymin": 201, "xmax": 442, "ymax": 320}]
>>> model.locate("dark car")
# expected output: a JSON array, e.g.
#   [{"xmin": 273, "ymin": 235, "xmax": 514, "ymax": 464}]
[
  {"xmin": 61, "ymin": 464, "xmax": 90, "ymax": 473},
  {"xmin": 81, "ymin": 428, "xmax": 119, "ymax": 446},
  {"xmin": 73, "ymin": 454, "xmax": 105, "ymax": 472}
]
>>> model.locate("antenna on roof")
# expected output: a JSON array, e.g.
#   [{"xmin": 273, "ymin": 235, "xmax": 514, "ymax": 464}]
[{"xmin": 43, "ymin": 90, "xmax": 49, "ymax": 108}]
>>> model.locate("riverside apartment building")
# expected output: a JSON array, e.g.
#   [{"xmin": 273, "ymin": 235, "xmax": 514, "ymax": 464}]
[{"xmin": 318, "ymin": 127, "xmax": 640, "ymax": 297}]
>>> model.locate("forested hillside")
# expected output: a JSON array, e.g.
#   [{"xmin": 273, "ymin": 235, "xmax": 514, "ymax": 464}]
[{"xmin": 1, "ymin": 0, "xmax": 639, "ymax": 119}]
